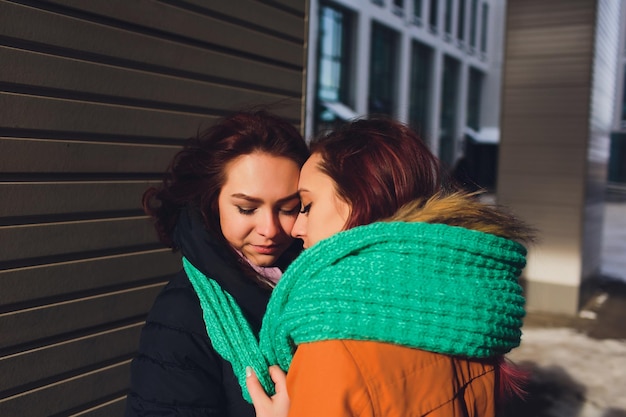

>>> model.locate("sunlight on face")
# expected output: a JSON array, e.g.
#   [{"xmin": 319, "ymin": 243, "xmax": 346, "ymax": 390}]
[
  {"xmin": 291, "ymin": 153, "xmax": 350, "ymax": 249},
  {"xmin": 218, "ymin": 152, "xmax": 301, "ymax": 266}
]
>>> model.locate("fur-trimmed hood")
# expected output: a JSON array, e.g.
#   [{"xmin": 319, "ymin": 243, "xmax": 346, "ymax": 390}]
[{"xmin": 387, "ymin": 191, "xmax": 535, "ymax": 246}]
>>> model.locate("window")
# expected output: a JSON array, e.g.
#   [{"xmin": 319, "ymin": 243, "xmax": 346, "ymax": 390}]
[
  {"xmin": 409, "ymin": 41, "xmax": 433, "ymax": 138},
  {"xmin": 439, "ymin": 55, "xmax": 460, "ymax": 166},
  {"xmin": 621, "ymin": 67, "xmax": 626, "ymax": 128},
  {"xmin": 369, "ymin": 23, "xmax": 398, "ymax": 116},
  {"xmin": 466, "ymin": 68, "xmax": 483, "ymax": 130},
  {"xmin": 393, "ymin": 0, "xmax": 405, "ymax": 17},
  {"xmin": 444, "ymin": 0, "xmax": 454, "ymax": 36},
  {"xmin": 315, "ymin": 4, "xmax": 354, "ymax": 133},
  {"xmin": 469, "ymin": 0, "xmax": 478, "ymax": 50},
  {"xmin": 429, "ymin": 0, "xmax": 438, "ymax": 32},
  {"xmin": 457, "ymin": 0, "xmax": 466, "ymax": 43},
  {"xmin": 480, "ymin": 2, "xmax": 489, "ymax": 54},
  {"xmin": 413, "ymin": 0, "xmax": 423, "ymax": 21}
]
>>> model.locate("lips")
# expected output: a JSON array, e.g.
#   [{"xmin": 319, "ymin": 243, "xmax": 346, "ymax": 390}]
[{"xmin": 252, "ymin": 244, "xmax": 281, "ymax": 255}]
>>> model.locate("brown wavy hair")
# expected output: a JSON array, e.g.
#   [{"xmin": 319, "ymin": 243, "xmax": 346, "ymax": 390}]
[{"xmin": 143, "ymin": 109, "xmax": 309, "ymax": 258}]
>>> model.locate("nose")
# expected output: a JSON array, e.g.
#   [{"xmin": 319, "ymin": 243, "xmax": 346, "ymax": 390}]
[
  {"xmin": 257, "ymin": 211, "xmax": 281, "ymax": 238},
  {"xmin": 291, "ymin": 213, "xmax": 306, "ymax": 239}
]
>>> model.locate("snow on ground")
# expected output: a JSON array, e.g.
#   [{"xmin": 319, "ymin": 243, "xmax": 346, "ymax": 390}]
[
  {"xmin": 502, "ymin": 199, "xmax": 626, "ymax": 417},
  {"xmin": 506, "ymin": 328, "xmax": 626, "ymax": 417}
]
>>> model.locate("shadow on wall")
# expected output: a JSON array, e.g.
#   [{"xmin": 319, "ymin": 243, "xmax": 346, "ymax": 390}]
[{"xmin": 503, "ymin": 362, "xmax": 626, "ymax": 417}]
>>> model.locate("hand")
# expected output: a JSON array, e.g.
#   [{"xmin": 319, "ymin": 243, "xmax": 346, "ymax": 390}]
[{"xmin": 246, "ymin": 365, "xmax": 290, "ymax": 417}]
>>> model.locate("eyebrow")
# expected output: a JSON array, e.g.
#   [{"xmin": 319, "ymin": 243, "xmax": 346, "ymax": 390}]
[{"xmin": 230, "ymin": 192, "xmax": 300, "ymax": 204}]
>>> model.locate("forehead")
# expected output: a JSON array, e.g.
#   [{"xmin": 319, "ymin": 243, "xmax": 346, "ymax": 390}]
[
  {"xmin": 300, "ymin": 153, "xmax": 323, "ymax": 181},
  {"xmin": 222, "ymin": 152, "xmax": 299, "ymax": 193}
]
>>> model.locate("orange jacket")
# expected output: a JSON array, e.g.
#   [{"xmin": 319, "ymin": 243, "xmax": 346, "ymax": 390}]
[{"xmin": 286, "ymin": 340, "xmax": 496, "ymax": 417}]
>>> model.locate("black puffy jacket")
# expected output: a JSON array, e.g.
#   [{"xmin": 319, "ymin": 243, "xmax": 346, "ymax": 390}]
[{"xmin": 125, "ymin": 208, "xmax": 275, "ymax": 417}]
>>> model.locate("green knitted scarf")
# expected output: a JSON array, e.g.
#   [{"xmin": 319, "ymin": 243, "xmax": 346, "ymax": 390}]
[
  {"xmin": 260, "ymin": 221, "xmax": 527, "ymax": 370},
  {"xmin": 182, "ymin": 257, "xmax": 274, "ymax": 402},
  {"xmin": 184, "ymin": 221, "xmax": 527, "ymax": 403}
]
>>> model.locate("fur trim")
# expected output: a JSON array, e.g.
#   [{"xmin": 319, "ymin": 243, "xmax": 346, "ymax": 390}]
[{"xmin": 387, "ymin": 192, "xmax": 535, "ymax": 245}]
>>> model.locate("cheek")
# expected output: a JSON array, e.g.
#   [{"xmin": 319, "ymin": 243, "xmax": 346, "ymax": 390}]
[
  {"xmin": 219, "ymin": 208, "xmax": 247, "ymax": 246},
  {"xmin": 280, "ymin": 215, "xmax": 298, "ymax": 234}
]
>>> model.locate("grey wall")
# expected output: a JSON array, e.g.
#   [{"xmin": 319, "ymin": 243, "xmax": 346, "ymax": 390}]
[
  {"xmin": 498, "ymin": 0, "xmax": 620, "ymax": 315},
  {"xmin": 0, "ymin": 1, "xmax": 306, "ymax": 415}
]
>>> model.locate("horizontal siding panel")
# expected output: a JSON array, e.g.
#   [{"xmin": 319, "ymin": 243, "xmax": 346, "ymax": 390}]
[
  {"xmin": 0, "ymin": 2, "xmax": 303, "ymax": 93},
  {"xmin": 502, "ymin": 87, "xmax": 591, "ymax": 117},
  {"xmin": 0, "ymin": 46, "xmax": 301, "ymax": 120},
  {"xmin": 0, "ymin": 249, "xmax": 177, "ymax": 306},
  {"xmin": 0, "ymin": 93, "xmax": 216, "ymax": 140},
  {"xmin": 37, "ymin": 0, "xmax": 303, "ymax": 67},
  {"xmin": 175, "ymin": 0, "xmax": 304, "ymax": 40},
  {"xmin": 506, "ymin": 2, "xmax": 595, "ymax": 29},
  {"xmin": 0, "ymin": 323, "xmax": 143, "ymax": 392},
  {"xmin": 505, "ymin": 26, "xmax": 595, "ymax": 58},
  {"xmin": 0, "ymin": 138, "xmax": 178, "ymax": 173},
  {"xmin": 0, "ymin": 217, "xmax": 156, "ymax": 264},
  {"xmin": 501, "ymin": 116, "xmax": 589, "ymax": 145},
  {"xmin": 498, "ymin": 144, "xmax": 587, "ymax": 176},
  {"xmin": 46, "ymin": 0, "xmax": 305, "ymax": 42},
  {"xmin": 0, "ymin": 360, "xmax": 131, "ymax": 417},
  {"xmin": 503, "ymin": 56, "xmax": 592, "ymax": 87},
  {"xmin": 70, "ymin": 396, "xmax": 127, "ymax": 417},
  {"xmin": 496, "ymin": 173, "xmax": 584, "ymax": 206},
  {"xmin": 0, "ymin": 182, "xmax": 153, "ymax": 218},
  {"xmin": 262, "ymin": 0, "xmax": 306, "ymax": 14},
  {"xmin": 0, "ymin": 284, "xmax": 163, "ymax": 347}
]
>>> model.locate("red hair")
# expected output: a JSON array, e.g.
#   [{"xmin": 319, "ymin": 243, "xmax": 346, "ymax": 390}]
[{"xmin": 310, "ymin": 117, "xmax": 448, "ymax": 228}]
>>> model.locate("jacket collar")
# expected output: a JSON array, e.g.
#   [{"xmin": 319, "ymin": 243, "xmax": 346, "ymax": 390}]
[{"xmin": 173, "ymin": 206, "xmax": 271, "ymax": 334}]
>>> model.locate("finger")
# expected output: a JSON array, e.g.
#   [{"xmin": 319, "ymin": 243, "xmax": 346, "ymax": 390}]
[
  {"xmin": 246, "ymin": 366, "xmax": 271, "ymax": 408},
  {"xmin": 268, "ymin": 365, "xmax": 290, "ymax": 408},
  {"xmin": 268, "ymin": 365, "xmax": 288, "ymax": 394}
]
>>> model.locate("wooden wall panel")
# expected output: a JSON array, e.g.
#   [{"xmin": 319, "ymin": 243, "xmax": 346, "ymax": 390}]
[{"xmin": 0, "ymin": 0, "xmax": 306, "ymax": 414}]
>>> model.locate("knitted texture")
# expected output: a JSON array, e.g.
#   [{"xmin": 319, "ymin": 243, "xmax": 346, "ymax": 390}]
[
  {"xmin": 259, "ymin": 221, "xmax": 528, "ymax": 372},
  {"xmin": 182, "ymin": 257, "xmax": 274, "ymax": 402}
]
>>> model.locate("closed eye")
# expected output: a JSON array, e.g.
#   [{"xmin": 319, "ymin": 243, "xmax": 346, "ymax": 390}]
[
  {"xmin": 280, "ymin": 204, "xmax": 301, "ymax": 216},
  {"xmin": 237, "ymin": 206, "xmax": 256, "ymax": 215},
  {"xmin": 299, "ymin": 203, "xmax": 312, "ymax": 214}
]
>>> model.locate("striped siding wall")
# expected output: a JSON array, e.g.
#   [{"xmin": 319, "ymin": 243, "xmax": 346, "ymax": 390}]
[
  {"xmin": 0, "ymin": 1, "xmax": 306, "ymax": 416},
  {"xmin": 498, "ymin": 0, "xmax": 617, "ymax": 314}
]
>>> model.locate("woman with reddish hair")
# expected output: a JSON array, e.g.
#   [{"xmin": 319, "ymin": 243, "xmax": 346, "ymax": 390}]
[
  {"xmin": 246, "ymin": 117, "xmax": 534, "ymax": 417},
  {"xmin": 124, "ymin": 110, "xmax": 309, "ymax": 417}
]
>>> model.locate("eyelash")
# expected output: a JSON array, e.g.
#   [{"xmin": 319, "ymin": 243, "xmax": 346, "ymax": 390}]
[
  {"xmin": 299, "ymin": 203, "xmax": 312, "ymax": 214},
  {"xmin": 237, "ymin": 206, "xmax": 301, "ymax": 216},
  {"xmin": 237, "ymin": 206, "xmax": 256, "ymax": 215}
]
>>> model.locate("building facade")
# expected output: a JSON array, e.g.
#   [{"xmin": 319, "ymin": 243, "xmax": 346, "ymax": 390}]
[{"xmin": 304, "ymin": 0, "xmax": 506, "ymax": 172}]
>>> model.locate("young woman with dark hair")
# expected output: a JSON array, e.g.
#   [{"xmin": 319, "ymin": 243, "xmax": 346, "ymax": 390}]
[
  {"xmin": 124, "ymin": 110, "xmax": 309, "ymax": 417},
  {"xmin": 246, "ymin": 117, "xmax": 534, "ymax": 417}
]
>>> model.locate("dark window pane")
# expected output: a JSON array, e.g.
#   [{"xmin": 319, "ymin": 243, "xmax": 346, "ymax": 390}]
[
  {"xmin": 466, "ymin": 68, "xmax": 483, "ymax": 130},
  {"xmin": 369, "ymin": 23, "xmax": 398, "ymax": 116},
  {"xmin": 414, "ymin": 0, "xmax": 422, "ymax": 18},
  {"xmin": 429, "ymin": 0, "xmax": 438, "ymax": 29},
  {"xmin": 480, "ymin": 3, "xmax": 489, "ymax": 53},
  {"xmin": 444, "ymin": 0, "xmax": 453, "ymax": 34},
  {"xmin": 457, "ymin": 0, "xmax": 466, "ymax": 41},
  {"xmin": 469, "ymin": 0, "xmax": 478, "ymax": 48},
  {"xmin": 315, "ymin": 4, "xmax": 353, "ymax": 133},
  {"xmin": 440, "ymin": 55, "xmax": 460, "ymax": 166},
  {"xmin": 409, "ymin": 41, "xmax": 432, "ymax": 137}
]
